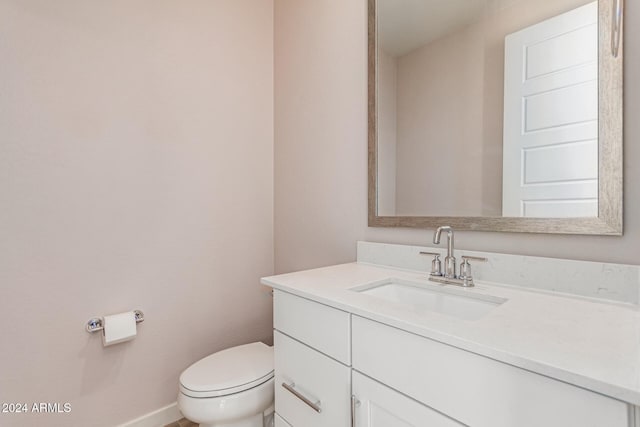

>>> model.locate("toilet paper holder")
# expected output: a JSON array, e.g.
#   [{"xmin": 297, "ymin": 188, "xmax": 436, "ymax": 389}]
[{"xmin": 86, "ymin": 310, "xmax": 144, "ymax": 333}]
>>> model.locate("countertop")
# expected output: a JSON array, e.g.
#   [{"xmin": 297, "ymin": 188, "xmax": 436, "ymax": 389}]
[{"xmin": 262, "ymin": 262, "xmax": 640, "ymax": 406}]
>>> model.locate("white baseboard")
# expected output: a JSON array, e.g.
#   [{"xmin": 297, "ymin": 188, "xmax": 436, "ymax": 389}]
[{"xmin": 119, "ymin": 402, "xmax": 183, "ymax": 427}]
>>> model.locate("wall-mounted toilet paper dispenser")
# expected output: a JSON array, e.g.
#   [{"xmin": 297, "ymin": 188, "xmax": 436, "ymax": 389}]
[
  {"xmin": 86, "ymin": 310, "xmax": 144, "ymax": 346},
  {"xmin": 86, "ymin": 310, "xmax": 144, "ymax": 333}
]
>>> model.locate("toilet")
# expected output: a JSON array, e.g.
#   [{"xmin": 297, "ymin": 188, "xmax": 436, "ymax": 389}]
[{"xmin": 178, "ymin": 342, "xmax": 274, "ymax": 427}]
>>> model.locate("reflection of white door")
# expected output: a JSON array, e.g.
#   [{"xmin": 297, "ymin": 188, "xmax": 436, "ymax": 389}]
[{"xmin": 502, "ymin": 2, "xmax": 598, "ymax": 218}]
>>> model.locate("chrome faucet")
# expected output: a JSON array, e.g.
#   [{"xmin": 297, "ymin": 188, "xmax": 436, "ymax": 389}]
[
  {"xmin": 420, "ymin": 226, "xmax": 488, "ymax": 288},
  {"xmin": 433, "ymin": 226, "xmax": 456, "ymax": 279}
]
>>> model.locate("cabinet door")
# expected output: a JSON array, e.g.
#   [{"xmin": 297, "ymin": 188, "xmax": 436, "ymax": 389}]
[{"xmin": 353, "ymin": 371, "xmax": 464, "ymax": 427}]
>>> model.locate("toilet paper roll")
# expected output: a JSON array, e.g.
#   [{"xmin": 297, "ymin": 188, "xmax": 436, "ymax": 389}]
[{"xmin": 102, "ymin": 311, "xmax": 137, "ymax": 347}]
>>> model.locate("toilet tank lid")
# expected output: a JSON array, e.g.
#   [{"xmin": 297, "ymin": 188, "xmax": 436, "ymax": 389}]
[{"xmin": 180, "ymin": 342, "xmax": 273, "ymax": 395}]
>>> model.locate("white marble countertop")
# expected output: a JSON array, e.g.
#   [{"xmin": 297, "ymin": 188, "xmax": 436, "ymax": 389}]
[{"xmin": 262, "ymin": 262, "xmax": 640, "ymax": 406}]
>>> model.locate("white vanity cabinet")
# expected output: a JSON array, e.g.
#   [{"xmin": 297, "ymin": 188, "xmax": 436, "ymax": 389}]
[
  {"xmin": 273, "ymin": 290, "xmax": 352, "ymax": 427},
  {"xmin": 352, "ymin": 316, "xmax": 631, "ymax": 427},
  {"xmin": 273, "ymin": 290, "xmax": 635, "ymax": 427}
]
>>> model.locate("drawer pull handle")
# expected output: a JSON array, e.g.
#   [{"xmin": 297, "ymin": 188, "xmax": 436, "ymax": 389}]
[{"xmin": 281, "ymin": 382, "xmax": 322, "ymax": 413}]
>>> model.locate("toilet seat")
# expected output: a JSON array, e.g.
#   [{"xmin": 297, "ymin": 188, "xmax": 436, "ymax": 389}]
[{"xmin": 179, "ymin": 342, "xmax": 274, "ymax": 398}]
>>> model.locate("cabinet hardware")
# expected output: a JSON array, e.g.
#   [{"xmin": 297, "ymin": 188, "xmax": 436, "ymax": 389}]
[
  {"xmin": 351, "ymin": 395, "xmax": 360, "ymax": 427},
  {"xmin": 612, "ymin": 0, "xmax": 623, "ymax": 57},
  {"xmin": 282, "ymin": 382, "xmax": 322, "ymax": 413}
]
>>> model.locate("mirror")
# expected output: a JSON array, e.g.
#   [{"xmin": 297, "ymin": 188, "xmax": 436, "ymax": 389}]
[{"xmin": 368, "ymin": 0, "xmax": 623, "ymax": 234}]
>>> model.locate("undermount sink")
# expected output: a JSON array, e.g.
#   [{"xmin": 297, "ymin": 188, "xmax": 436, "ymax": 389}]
[{"xmin": 351, "ymin": 278, "xmax": 506, "ymax": 321}]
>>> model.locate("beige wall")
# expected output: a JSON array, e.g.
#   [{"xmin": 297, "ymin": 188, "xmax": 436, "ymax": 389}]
[
  {"xmin": 0, "ymin": 1, "xmax": 273, "ymax": 426},
  {"xmin": 274, "ymin": 0, "xmax": 640, "ymax": 273},
  {"xmin": 395, "ymin": 22, "xmax": 486, "ymax": 216}
]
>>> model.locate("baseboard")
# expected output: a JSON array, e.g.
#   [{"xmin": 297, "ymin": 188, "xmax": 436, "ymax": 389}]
[{"xmin": 118, "ymin": 402, "xmax": 183, "ymax": 427}]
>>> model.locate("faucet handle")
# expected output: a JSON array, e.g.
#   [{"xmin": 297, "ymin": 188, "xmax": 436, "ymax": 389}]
[
  {"xmin": 461, "ymin": 255, "xmax": 487, "ymax": 263},
  {"xmin": 420, "ymin": 252, "xmax": 443, "ymax": 277},
  {"xmin": 459, "ymin": 256, "xmax": 487, "ymax": 287}
]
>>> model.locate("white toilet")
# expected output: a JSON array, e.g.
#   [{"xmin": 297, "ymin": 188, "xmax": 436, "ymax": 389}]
[{"xmin": 178, "ymin": 342, "xmax": 274, "ymax": 427}]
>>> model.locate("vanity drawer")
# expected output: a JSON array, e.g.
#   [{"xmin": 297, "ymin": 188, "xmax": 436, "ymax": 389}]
[
  {"xmin": 274, "ymin": 290, "xmax": 350, "ymax": 364},
  {"xmin": 352, "ymin": 316, "xmax": 630, "ymax": 427},
  {"xmin": 274, "ymin": 331, "xmax": 351, "ymax": 427}
]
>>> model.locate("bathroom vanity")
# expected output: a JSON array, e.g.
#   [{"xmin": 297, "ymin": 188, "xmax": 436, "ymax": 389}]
[
  {"xmin": 263, "ymin": 244, "xmax": 640, "ymax": 427},
  {"xmin": 268, "ymin": 0, "xmax": 632, "ymax": 422}
]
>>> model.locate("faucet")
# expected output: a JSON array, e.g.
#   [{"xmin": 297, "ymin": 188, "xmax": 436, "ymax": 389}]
[
  {"xmin": 420, "ymin": 226, "xmax": 488, "ymax": 287},
  {"xmin": 433, "ymin": 226, "xmax": 456, "ymax": 279}
]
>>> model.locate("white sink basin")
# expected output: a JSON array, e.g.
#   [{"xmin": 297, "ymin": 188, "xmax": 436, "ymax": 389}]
[{"xmin": 351, "ymin": 278, "xmax": 506, "ymax": 321}]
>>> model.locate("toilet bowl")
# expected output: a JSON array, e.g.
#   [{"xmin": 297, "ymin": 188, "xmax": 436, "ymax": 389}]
[{"xmin": 178, "ymin": 342, "xmax": 274, "ymax": 427}]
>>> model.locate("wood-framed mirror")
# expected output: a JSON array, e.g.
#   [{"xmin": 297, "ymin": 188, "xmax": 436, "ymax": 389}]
[{"xmin": 368, "ymin": 0, "xmax": 623, "ymax": 234}]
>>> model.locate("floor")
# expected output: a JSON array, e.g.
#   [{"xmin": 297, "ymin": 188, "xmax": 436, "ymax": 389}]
[{"xmin": 165, "ymin": 418, "xmax": 198, "ymax": 427}]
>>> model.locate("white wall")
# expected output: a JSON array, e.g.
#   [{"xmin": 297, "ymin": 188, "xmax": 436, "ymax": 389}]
[
  {"xmin": 274, "ymin": 0, "xmax": 640, "ymax": 273},
  {"xmin": 0, "ymin": 1, "xmax": 274, "ymax": 426}
]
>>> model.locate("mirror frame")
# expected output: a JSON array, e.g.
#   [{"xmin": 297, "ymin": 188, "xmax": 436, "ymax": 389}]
[{"xmin": 368, "ymin": 0, "xmax": 623, "ymax": 235}]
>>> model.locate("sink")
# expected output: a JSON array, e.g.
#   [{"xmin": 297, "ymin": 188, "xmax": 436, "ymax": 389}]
[{"xmin": 351, "ymin": 278, "xmax": 506, "ymax": 321}]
